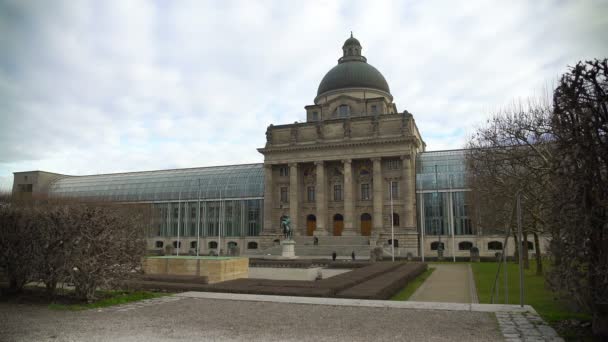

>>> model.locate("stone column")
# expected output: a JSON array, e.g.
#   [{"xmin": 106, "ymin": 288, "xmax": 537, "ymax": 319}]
[
  {"xmin": 342, "ymin": 159, "xmax": 355, "ymax": 236},
  {"xmin": 289, "ymin": 162, "xmax": 299, "ymax": 235},
  {"xmin": 372, "ymin": 158, "xmax": 383, "ymax": 232},
  {"xmin": 402, "ymin": 155, "xmax": 416, "ymax": 228},
  {"xmin": 315, "ymin": 161, "xmax": 328, "ymax": 236},
  {"xmin": 263, "ymin": 164, "xmax": 274, "ymax": 233}
]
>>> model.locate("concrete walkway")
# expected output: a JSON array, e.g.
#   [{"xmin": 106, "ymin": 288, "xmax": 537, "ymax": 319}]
[{"xmin": 409, "ymin": 264, "xmax": 478, "ymax": 303}]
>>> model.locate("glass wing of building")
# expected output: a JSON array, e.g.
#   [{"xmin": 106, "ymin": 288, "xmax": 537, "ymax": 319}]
[
  {"xmin": 48, "ymin": 163, "xmax": 264, "ymax": 202},
  {"xmin": 48, "ymin": 163, "xmax": 264, "ymax": 237},
  {"xmin": 416, "ymin": 150, "xmax": 473, "ymax": 236}
]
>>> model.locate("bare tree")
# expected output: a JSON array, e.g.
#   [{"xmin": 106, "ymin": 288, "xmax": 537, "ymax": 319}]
[
  {"xmin": 1, "ymin": 197, "xmax": 148, "ymax": 301},
  {"xmin": 550, "ymin": 59, "xmax": 608, "ymax": 336},
  {"xmin": 467, "ymin": 100, "xmax": 556, "ymax": 274}
]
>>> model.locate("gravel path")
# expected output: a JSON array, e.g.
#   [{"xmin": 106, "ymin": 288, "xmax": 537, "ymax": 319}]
[
  {"xmin": 1, "ymin": 295, "xmax": 502, "ymax": 342},
  {"xmin": 409, "ymin": 264, "xmax": 476, "ymax": 303}
]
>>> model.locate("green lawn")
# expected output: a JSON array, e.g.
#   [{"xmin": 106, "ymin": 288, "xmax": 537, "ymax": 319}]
[
  {"xmin": 471, "ymin": 262, "xmax": 589, "ymax": 323},
  {"xmin": 391, "ymin": 267, "xmax": 435, "ymax": 301},
  {"xmin": 48, "ymin": 290, "xmax": 168, "ymax": 311}
]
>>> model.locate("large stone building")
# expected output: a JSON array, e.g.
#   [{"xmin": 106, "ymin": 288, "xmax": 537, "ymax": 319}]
[
  {"xmin": 259, "ymin": 34, "xmax": 423, "ymax": 252},
  {"xmin": 11, "ymin": 35, "xmax": 548, "ymax": 258}
]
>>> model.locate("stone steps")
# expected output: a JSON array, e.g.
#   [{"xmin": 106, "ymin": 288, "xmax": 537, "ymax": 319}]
[
  {"xmin": 294, "ymin": 236, "xmax": 370, "ymax": 246},
  {"xmin": 246, "ymin": 244, "xmax": 372, "ymax": 258}
]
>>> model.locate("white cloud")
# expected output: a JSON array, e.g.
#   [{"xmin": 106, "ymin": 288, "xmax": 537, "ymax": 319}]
[{"xmin": 0, "ymin": 0, "xmax": 607, "ymax": 190}]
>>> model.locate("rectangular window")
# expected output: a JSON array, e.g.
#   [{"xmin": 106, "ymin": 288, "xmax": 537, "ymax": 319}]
[
  {"xmin": 312, "ymin": 111, "xmax": 319, "ymax": 121},
  {"xmin": 361, "ymin": 183, "xmax": 370, "ymax": 200},
  {"xmin": 390, "ymin": 181, "xmax": 399, "ymax": 199},
  {"xmin": 339, "ymin": 105, "xmax": 349, "ymax": 117},
  {"xmin": 279, "ymin": 166, "xmax": 289, "ymax": 177},
  {"xmin": 333, "ymin": 184, "xmax": 343, "ymax": 201},
  {"xmin": 371, "ymin": 104, "xmax": 378, "ymax": 114},
  {"xmin": 280, "ymin": 186, "xmax": 289, "ymax": 202},
  {"xmin": 387, "ymin": 159, "xmax": 400, "ymax": 170},
  {"xmin": 307, "ymin": 186, "xmax": 315, "ymax": 202}
]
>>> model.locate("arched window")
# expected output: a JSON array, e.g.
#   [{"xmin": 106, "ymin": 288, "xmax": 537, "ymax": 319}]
[
  {"xmin": 208, "ymin": 241, "xmax": 218, "ymax": 249},
  {"xmin": 458, "ymin": 241, "xmax": 473, "ymax": 250},
  {"xmin": 273, "ymin": 239, "xmax": 280, "ymax": 245},
  {"xmin": 430, "ymin": 241, "xmax": 445, "ymax": 251},
  {"xmin": 488, "ymin": 241, "xmax": 503, "ymax": 250},
  {"xmin": 155, "ymin": 241, "xmax": 164, "ymax": 248},
  {"xmin": 247, "ymin": 242, "xmax": 258, "ymax": 249},
  {"xmin": 392, "ymin": 213, "xmax": 400, "ymax": 226},
  {"xmin": 388, "ymin": 239, "xmax": 399, "ymax": 247},
  {"xmin": 228, "ymin": 241, "xmax": 238, "ymax": 248},
  {"xmin": 173, "ymin": 241, "xmax": 181, "ymax": 248},
  {"xmin": 190, "ymin": 241, "xmax": 197, "ymax": 249},
  {"xmin": 525, "ymin": 241, "xmax": 534, "ymax": 250}
]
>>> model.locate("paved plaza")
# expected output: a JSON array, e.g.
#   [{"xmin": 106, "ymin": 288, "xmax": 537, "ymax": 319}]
[
  {"xmin": 2, "ymin": 294, "xmax": 501, "ymax": 342},
  {"xmin": 1, "ymin": 290, "xmax": 566, "ymax": 342}
]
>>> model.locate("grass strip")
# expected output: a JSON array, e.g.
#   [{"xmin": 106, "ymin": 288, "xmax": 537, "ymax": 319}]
[
  {"xmin": 470, "ymin": 262, "xmax": 590, "ymax": 322},
  {"xmin": 390, "ymin": 267, "xmax": 435, "ymax": 301}
]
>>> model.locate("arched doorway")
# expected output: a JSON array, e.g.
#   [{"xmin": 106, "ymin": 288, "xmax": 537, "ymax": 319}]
[
  {"xmin": 360, "ymin": 213, "xmax": 372, "ymax": 236},
  {"xmin": 333, "ymin": 214, "xmax": 344, "ymax": 236},
  {"xmin": 306, "ymin": 214, "xmax": 316, "ymax": 236}
]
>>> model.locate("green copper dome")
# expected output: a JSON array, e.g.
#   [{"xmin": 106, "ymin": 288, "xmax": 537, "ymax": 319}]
[
  {"xmin": 317, "ymin": 34, "xmax": 390, "ymax": 96},
  {"xmin": 317, "ymin": 61, "xmax": 390, "ymax": 96}
]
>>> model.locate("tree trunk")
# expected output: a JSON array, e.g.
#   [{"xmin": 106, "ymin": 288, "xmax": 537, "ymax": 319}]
[
  {"xmin": 512, "ymin": 231, "xmax": 519, "ymax": 264},
  {"xmin": 45, "ymin": 279, "xmax": 57, "ymax": 297},
  {"xmin": 533, "ymin": 232, "xmax": 543, "ymax": 275},
  {"xmin": 523, "ymin": 233, "xmax": 530, "ymax": 269}
]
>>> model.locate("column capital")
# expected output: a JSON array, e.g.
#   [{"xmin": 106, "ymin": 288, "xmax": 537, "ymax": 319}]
[
  {"xmin": 264, "ymin": 164, "xmax": 273, "ymax": 170},
  {"xmin": 371, "ymin": 157, "xmax": 382, "ymax": 163},
  {"xmin": 288, "ymin": 162, "xmax": 298, "ymax": 168},
  {"xmin": 314, "ymin": 160, "xmax": 324, "ymax": 166},
  {"xmin": 341, "ymin": 159, "xmax": 352, "ymax": 165},
  {"xmin": 400, "ymin": 155, "xmax": 411, "ymax": 160}
]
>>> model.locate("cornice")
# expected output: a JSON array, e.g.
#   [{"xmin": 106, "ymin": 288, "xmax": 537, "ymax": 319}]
[{"xmin": 259, "ymin": 136, "xmax": 418, "ymax": 154}]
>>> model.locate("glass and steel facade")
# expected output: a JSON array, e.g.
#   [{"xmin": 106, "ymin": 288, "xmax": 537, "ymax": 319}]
[
  {"xmin": 416, "ymin": 149, "xmax": 474, "ymax": 236},
  {"xmin": 45, "ymin": 152, "xmax": 474, "ymax": 239},
  {"xmin": 48, "ymin": 164, "xmax": 264, "ymax": 237}
]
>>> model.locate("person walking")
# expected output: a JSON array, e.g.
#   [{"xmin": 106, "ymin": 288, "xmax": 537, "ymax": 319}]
[
  {"xmin": 332, "ymin": 251, "xmax": 337, "ymax": 261},
  {"xmin": 351, "ymin": 251, "xmax": 355, "ymax": 260}
]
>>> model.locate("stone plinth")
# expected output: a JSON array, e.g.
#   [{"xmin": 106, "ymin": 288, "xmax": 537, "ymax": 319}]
[
  {"xmin": 144, "ymin": 256, "xmax": 249, "ymax": 284},
  {"xmin": 281, "ymin": 240, "xmax": 297, "ymax": 259}
]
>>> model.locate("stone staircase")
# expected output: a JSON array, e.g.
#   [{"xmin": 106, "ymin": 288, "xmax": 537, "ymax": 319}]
[{"xmin": 246, "ymin": 236, "xmax": 372, "ymax": 259}]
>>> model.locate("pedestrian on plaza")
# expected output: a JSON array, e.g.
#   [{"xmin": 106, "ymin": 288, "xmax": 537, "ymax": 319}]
[
  {"xmin": 332, "ymin": 251, "xmax": 337, "ymax": 261},
  {"xmin": 351, "ymin": 251, "xmax": 355, "ymax": 260}
]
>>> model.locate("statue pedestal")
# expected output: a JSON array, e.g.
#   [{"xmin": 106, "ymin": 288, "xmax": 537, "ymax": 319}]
[{"xmin": 281, "ymin": 239, "xmax": 296, "ymax": 259}]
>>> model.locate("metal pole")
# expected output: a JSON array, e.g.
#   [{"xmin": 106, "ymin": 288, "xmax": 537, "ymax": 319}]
[
  {"xmin": 435, "ymin": 165, "xmax": 442, "ymax": 258},
  {"xmin": 177, "ymin": 191, "xmax": 181, "ymax": 256},
  {"xmin": 420, "ymin": 193, "xmax": 425, "ymax": 262},
  {"xmin": 196, "ymin": 179, "xmax": 201, "ymax": 257},
  {"xmin": 390, "ymin": 181, "xmax": 395, "ymax": 262},
  {"xmin": 449, "ymin": 192, "xmax": 455, "ymax": 262},
  {"xmin": 517, "ymin": 193, "xmax": 524, "ymax": 307},
  {"xmin": 218, "ymin": 190, "xmax": 222, "ymax": 256},
  {"xmin": 504, "ymin": 241, "xmax": 508, "ymax": 304}
]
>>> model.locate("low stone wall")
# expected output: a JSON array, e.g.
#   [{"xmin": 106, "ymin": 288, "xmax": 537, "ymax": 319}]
[{"xmin": 143, "ymin": 257, "xmax": 249, "ymax": 284}]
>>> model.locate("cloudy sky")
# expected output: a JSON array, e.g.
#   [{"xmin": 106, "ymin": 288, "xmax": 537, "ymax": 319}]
[{"xmin": 1, "ymin": 0, "xmax": 607, "ymax": 191}]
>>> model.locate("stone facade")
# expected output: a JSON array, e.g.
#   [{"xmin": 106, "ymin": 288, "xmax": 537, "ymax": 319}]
[{"xmin": 258, "ymin": 36, "xmax": 425, "ymax": 250}]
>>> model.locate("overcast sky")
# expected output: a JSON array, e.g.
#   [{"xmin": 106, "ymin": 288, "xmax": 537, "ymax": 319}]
[{"xmin": 1, "ymin": 0, "xmax": 607, "ymax": 191}]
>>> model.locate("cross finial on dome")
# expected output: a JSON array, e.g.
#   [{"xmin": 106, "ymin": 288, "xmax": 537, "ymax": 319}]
[{"xmin": 350, "ymin": 31, "xmax": 353, "ymax": 38}]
